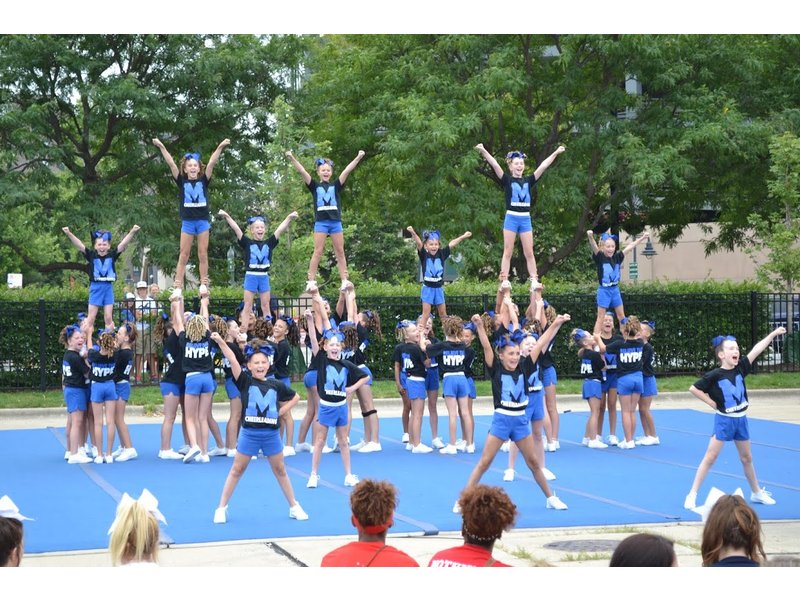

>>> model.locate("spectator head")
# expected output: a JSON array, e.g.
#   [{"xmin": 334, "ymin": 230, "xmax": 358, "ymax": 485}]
[
  {"xmin": 349, "ymin": 479, "xmax": 398, "ymax": 542},
  {"xmin": 135, "ymin": 281, "xmax": 148, "ymax": 297},
  {"xmin": 458, "ymin": 485, "xmax": 517, "ymax": 550},
  {"xmin": 107, "ymin": 489, "xmax": 165, "ymax": 566},
  {"xmin": 0, "ymin": 495, "xmax": 31, "ymax": 567},
  {"xmin": 610, "ymin": 533, "xmax": 677, "ymax": 567},
  {"xmin": 701, "ymin": 494, "xmax": 766, "ymax": 566}
]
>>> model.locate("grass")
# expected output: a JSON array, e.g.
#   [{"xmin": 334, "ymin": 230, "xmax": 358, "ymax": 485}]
[
  {"xmin": 562, "ymin": 551, "xmax": 612, "ymax": 562},
  {"xmin": 0, "ymin": 372, "xmax": 797, "ymax": 410},
  {"xmin": 503, "ymin": 545, "xmax": 553, "ymax": 566}
]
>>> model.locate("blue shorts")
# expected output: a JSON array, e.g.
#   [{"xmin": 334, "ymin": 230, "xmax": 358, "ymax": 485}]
[
  {"xmin": 425, "ymin": 366, "xmax": 440, "ymax": 391},
  {"xmin": 184, "ymin": 371, "xmax": 215, "ymax": 395},
  {"xmin": 357, "ymin": 364, "xmax": 373, "ymax": 386},
  {"xmin": 714, "ymin": 414, "xmax": 750, "ymax": 442},
  {"xmin": 582, "ymin": 379, "xmax": 603, "ymax": 400},
  {"xmin": 237, "ymin": 426, "xmax": 283, "ymax": 457},
  {"xmin": 64, "ymin": 386, "xmax": 88, "ymax": 413},
  {"xmin": 88, "ymin": 282, "xmax": 115, "ymax": 307},
  {"xmin": 406, "ymin": 376, "xmax": 426, "ymax": 400},
  {"xmin": 304, "ymin": 369, "xmax": 317, "ymax": 389},
  {"xmin": 597, "ymin": 285, "xmax": 623, "ymax": 310},
  {"xmin": 314, "ymin": 220, "xmax": 343, "ymax": 235},
  {"xmin": 467, "ymin": 377, "xmax": 476, "ymax": 400},
  {"xmin": 318, "ymin": 402, "xmax": 348, "ymax": 428},
  {"xmin": 542, "ymin": 366, "xmax": 557, "ymax": 388},
  {"xmin": 160, "ymin": 381, "xmax": 184, "ymax": 397},
  {"xmin": 243, "ymin": 273, "xmax": 271, "ymax": 294},
  {"xmin": 399, "ymin": 370, "xmax": 407, "ymax": 390},
  {"xmin": 421, "ymin": 285, "xmax": 445, "ymax": 307},
  {"xmin": 442, "ymin": 373, "xmax": 469, "ymax": 398},
  {"xmin": 642, "ymin": 375, "xmax": 658, "ymax": 397},
  {"xmin": 526, "ymin": 389, "xmax": 545, "ymax": 422},
  {"xmin": 616, "ymin": 372, "xmax": 643, "ymax": 396},
  {"xmin": 224, "ymin": 377, "xmax": 241, "ymax": 400},
  {"xmin": 90, "ymin": 380, "xmax": 117, "ymax": 403},
  {"xmin": 602, "ymin": 371, "xmax": 618, "ymax": 393},
  {"xmin": 489, "ymin": 412, "xmax": 531, "ymax": 443},
  {"xmin": 503, "ymin": 212, "xmax": 533, "ymax": 234},
  {"xmin": 115, "ymin": 381, "xmax": 131, "ymax": 401},
  {"xmin": 181, "ymin": 219, "xmax": 211, "ymax": 235}
]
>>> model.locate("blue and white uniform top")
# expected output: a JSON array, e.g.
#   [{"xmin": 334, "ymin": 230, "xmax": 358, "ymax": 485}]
[
  {"xmin": 62, "ymin": 350, "xmax": 89, "ymax": 388},
  {"xmin": 239, "ymin": 234, "xmax": 278, "ymax": 275},
  {"xmin": 426, "ymin": 340, "xmax": 474, "ymax": 377},
  {"xmin": 161, "ymin": 331, "xmax": 186, "ymax": 385},
  {"xmin": 693, "ymin": 356, "xmax": 753, "ymax": 417},
  {"xmin": 498, "ymin": 172, "xmax": 538, "ymax": 216},
  {"xmin": 418, "ymin": 247, "xmax": 451, "ymax": 289},
  {"xmin": 487, "ymin": 357, "xmax": 538, "ymax": 416},
  {"xmin": 392, "ymin": 342, "xmax": 427, "ymax": 379},
  {"xmin": 114, "ymin": 348, "xmax": 134, "ymax": 383},
  {"xmin": 604, "ymin": 339, "xmax": 644, "ymax": 375},
  {"xmin": 307, "ymin": 178, "xmax": 344, "ymax": 223},
  {"xmin": 593, "ymin": 251, "xmax": 624, "ymax": 288},
  {"xmin": 179, "ymin": 331, "xmax": 213, "ymax": 374},
  {"xmin": 642, "ymin": 342, "xmax": 656, "ymax": 377},
  {"xmin": 267, "ymin": 338, "xmax": 292, "ymax": 380},
  {"xmin": 312, "ymin": 353, "xmax": 368, "ymax": 407},
  {"xmin": 82, "ymin": 248, "xmax": 121, "ymax": 283},
  {"xmin": 175, "ymin": 174, "xmax": 211, "ymax": 221},
  {"xmin": 88, "ymin": 349, "xmax": 116, "ymax": 383},
  {"xmin": 235, "ymin": 370, "xmax": 296, "ymax": 430},
  {"xmin": 601, "ymin": 332, "xmax": 623, "ymax": 374},
  {"xmin": 580, "ymin": 349, "xmax": 606, "ymax": 381}
]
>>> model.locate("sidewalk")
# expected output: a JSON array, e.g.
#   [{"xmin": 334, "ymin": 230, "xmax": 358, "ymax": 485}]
[{"xmin": 7, "ymin": 388, "xmax": 800, "ymax": 567}]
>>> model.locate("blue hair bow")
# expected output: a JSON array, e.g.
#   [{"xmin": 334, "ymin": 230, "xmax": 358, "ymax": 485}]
[
  {"xmin": 495, "ymin": 335, "xmax": 520, "ymax": 350},
  {"xmin": 542, "ymin": 300, "xmax": 550, "ymax": 309},
  {"xmin": 245, "ymin": 344, "xmax": 275, "ymax": 359},
  {"xmin": 364, "ymin": 310, "xmax": 373, "ymax": 319},
  {"xmin": 645, "ymin": 320, "xmax": 656, "ymax": 330},
  {"xmin": 509, "ymin": 329, "xmax": 526, "ymax": 345},
  {"xmin": 422, "ymin": 229, "xmax": 441, "ymax": 242},
  {"xmin": 208, "ymin": 315, "xmax": 215, "ymax": 323},
  {"xmin": 322, "ymin": 329, "xmax": 345, "ymax": 342},
  {"xmin": 77, "ymin": 312, "xmax": 87, "ymax": 322},
  {"xmin": 247, "ymin": 216, "xmax": 266, "ymax": 225},
  {"xmin": 620, "ymin": 317, "xmax": 629, "ymax": 325},
  {"xmin": 92, "ymin": 230, "xmax": 112, "ymax": 242},
  {"xmin": 463, "ymin": 322, "xmax": 477, "ymax": 333},
  {"xmin": 573, "ymin": 328, "xmax": 589, "ymax": 344},
  {"xmin": 263, "ymin": 315, "xmax": 272, "ymax": 322},
  {"xmin": 124, "ymin": 323, "xmax": 133, "ymax": 334},
  {"xmin": 65, "ymin": 323, "xmax": 81, "ymax": 338},
  {"xmin": 184, "ymin": 152, "xmax": 201, "ymax": 161},
  {"xmin": 279, "ymin": 315, "xmax": 294, "ymax": 327},
  {"xmin": 315, "ymin": 158, "xmax": 333, "ymax": 167},
  {"xmin": 506, "ymin": 151, "xmax": 527, "ymax": 160},
  {"xmin": 600, "ymin": 232, "xmax": 619, "ymax": 242},
  {"xmin": 396, "ymin": 320, "xmax": 413, "ymax": 330},
  {"xmin": 486, "ymin": 310, "xmax": 496, "ymax": 319},
  {"xmin": 711, "ymin": 335, "xmax": 737, "ymax": 348},
  {"xmin": 161, "ymin": 312, "xmax": 170, "ymax": 321}
]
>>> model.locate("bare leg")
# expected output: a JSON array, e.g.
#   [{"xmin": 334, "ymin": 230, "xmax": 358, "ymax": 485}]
[
  {"xmin": 516, "ymin": 435, "xmax": 555, "ymax": 498},
  {"xmin": 544, "ymin": 384, "xmax": 559, "ymax": 443},
  {"xmin": 197, "ymin": 230, "xmax": 210, "ymax": 285},
  {"xmin": 115, "ymin": 401, "xmax": 133, "ymax": 448},
  {"xmin": 427, "ymin": 386, "xmax": 439, "ymax": 441},
  {"xmin": 267, "ymin": 452, "xmax": 298, "ymax": 506},
  {"xmin": 307, "ymin": 232, "xmax": 328, "ymax": 282},
  {"xmin": 419, "ymin": 303, "xmax": 433, "ymax": 338},
  {"xmin": 217, "ymin": 452, "xmax": 251, "ymax": 508},
  {"xmin": 443, "ymin": 395, "xmax": 458, "ymax": 445},
  {"xmin": 85, "ymin": 304, "xmax": 99, "ymax": 349},
  {"xmin": 310, "ymin": 423, "xmax": 329, "ymax": 474},
  {"xmin": 356, "ymin": 385, "xmax": 378, "ymax": 443},
  {"xmin": 102, "ymin": 304, "xmax": 115, "ymax": 331},
  {"xmin": 259, "ymin": 291, "xmax": 272, "ymax": 321},
  {"xmin": 400, "ymin": 389, "xmax": 411, "ymax": 436},
  {"xmin": 593, "ymin": 306, "xmax": 608, "ymax": 337},
  {"xmin": 91, "ymin": 402, "xmax": 105, "ymax": 459},
  {"xmin": 500, "ymin": 229, "xmax": 517, "ymax": 280},
  {"xmin": 734, "ymin": 439, "xmax": 763, "ymax": 494},
  {"xmin": 68, "ymin": 410, "xmax": 85, "ymax": 454},
  {"xmin": 336, "ymin": 425, "xmax": 351, "ymax": 476},
  {"xmin": 297, "ymin": 386, "xmax": 318, "ymax": 445},
  {"xmin": 329, "ymin": 232, "xmax": 349, "ymax": 282},
  {"xmin": 587, "ymin": 397, "xmax": 603, "ymax": 439},
  {"xmin": 174, "ymin": 232, "xmax": 195, "ymax": 290},
  {"xmin": 183, "ymin": 394, "xmax": 200, "ymax": 447},
  {"xmin": 199, "ymin": 391, "xmax": 214, "ymax": 453},
  {"xmin": 457, "ymin": 396, "xmax": 474, "ymax": 445},
  {"xmin": 620, "ymin": 393, "xmax": 639, "ymax": 443},
  {"xmin": 638, "ymin": 395, "xmax": 656, "ymax": 437},
  {"xmin": 160, "ymin": 392, "xmax": 180, "ymax": 450},
  {"xmin": 410, "ymin": 399, "xmax": 425, "ymax": 446},
  {"xmin": 688, "ymin": 436, "xmax": 724, "ymax": 493},
  {"xmin": 241, "ymin": 290, "xmax": 256, "ymax": 333},
  {"xmin": 519, "ymin": 230, "xmax": 538, "ymax": 280},
  {"xmin": 465, "ymin": 434, "xmax": 504, "ymax": 488},
  {"xmin": 281, "ymin": 411, "xmax": 295, "ymax": 448},
  {"xmin": 104, "ymin": 400, "xmax": 118, "ymax": 456},
  {"xmin": 207, "ymin": 408, "xmax": 224, "ymax": 449},
  {"xmin": 226, "ymin": 396, "xmax": 242, "ymax": 451}
]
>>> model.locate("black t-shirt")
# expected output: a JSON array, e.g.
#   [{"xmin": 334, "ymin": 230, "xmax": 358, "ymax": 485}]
[
  {"xmin": 114, "ymin": 348, "xmax": 134, "ymax": 383},
  {"xmin": 235, "ymin": 371, "xmax": 296, "ymax": 430},
  {"xmin": 161, "ymin": 331, "xmax": 185, "ymax": 384},
  {"xmin": 392, "ymin": 343, "xmax": 428, "ymax": 378},
  {"xmin": 538, "ymin": 331, "xmax": 557, "ymax": 370},
  {"xmin": 426, "ymin": 341, "xmax": 474, "ymax": 376},
  {"xmin": 62, "ymin": 350, "xmax": 89, "ymax": 388},
  {"xmin": 220, "ymin": 341, "xmax": 245, "ymax": 380},
  {"xmin": 313, "ymin": 353, "xmax": 367, "ymax": 405},
  {"xmin": 82, "ymin": 248, "xmax": 121, "ymax": 284},
  {"xmin": 179, "ymin": 331, "xmax": 213, "ymax": 373},
  {"xmin": 693, "ymin": 356, "xmax": 753, "ymax": 416},
  {"xmin": 268, "ymin": 339, "xmax": 292, "ymax": 379},
  {"xmin": 418, "ymin": 247, "xmax": 451, "ymax": 288},
  {"xmin": 307, "ymin": 178, "xmax": 344, "ymax": 222},
  {"xmin": 88, "ymin": 349, "xmax": 116, "ymax": 383},
  {"xmin": 487, "ymin": 358, "xmax": 533, "ymax": 415},
  {"xmin": 239, "ymin": 234, "xmax": 279, "ymax": 274},
  {"xmin": 601, "ymin": 333, "xmax": 624, "ymax": 372},
  {"xmin": 593, "ymin": 251, "xmax": 624, "ymax": 287},
  {"xmin": 605, "ymin": 339, "xmax": 644, "ymax": 376},
  {"xmin": 339, "ymin": 324, "xmax": 370, "ymax": 365},
  {"xmin": 175, "ymin": 174, "xmax": 211, "ymax": 221},
  {"xmin": 642, "ymin": 343, "xmax": 656, "ymax": 377},
  {"xmin": 499, "ymin": 172, "xmax": 537, "ymax": 214},
  {"xmin": 580, "ymin": 349, "xmax": 606, "ymax": 381}
]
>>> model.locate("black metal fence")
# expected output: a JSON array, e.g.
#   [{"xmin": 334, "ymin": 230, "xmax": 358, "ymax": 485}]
[{"xmin": 1, "ymin": 292, "xmax": 798, "ymax": 391}]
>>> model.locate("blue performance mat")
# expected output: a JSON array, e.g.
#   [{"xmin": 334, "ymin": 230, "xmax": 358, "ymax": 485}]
[{"xmin": 2, "ymin": 409, "xmax": 798, "ymax": 554}]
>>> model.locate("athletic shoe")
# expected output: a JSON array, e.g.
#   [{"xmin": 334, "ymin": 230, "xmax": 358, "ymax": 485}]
[
  {"xmin": 64, "ymin": 450, "xmax": 70, "ymax": 460},
  {"xmin": 607, "ymin": 435, "xmax": 619, "ymax": 446},
  {"xmin": 194, "ymin": 454, "xmax": 210, "ymax": 463},
  {"xmin": 405, "ymin": 443, "xmax": 413, "ymax": 451},
  {"xmin": 116, "ymin": 447, "xmax": 138, "ymax": 462},
  {"xmin": 93, "ymin": 455, "xmax": 103, "ymax": 464},
  {"xmin": 466, "ymin": 444, "xmax": 475, "ymax": 454},
  {"xmin": 500, "ymin": 440, "xmax": 510, "ymax": 452},
  {"xmin": 401, "ymin": 433, "xmax": 410, "ymax": 443},
  {"xmin": 321, "ymin": 444, "xmax": 334, "ymax": 454},
  {"xmin": 541, "ymin": 467, "xmax": 556, "ymax": 481},
  {"xmin": 358, "ymin": 441, "xmax": 382, "ymax": 453},
  {"xmin": 177, "ymin": 444, "xmax": 190, "ymax": 455},
  {"xmin": 213, "ymin": 506, "xmax": 227, "ymax": 524},
  {"xmin": 339, "ymin": 279, "xmax": 351, "ymax": 292},
  {"xmin": 546, "ymin": 495, "xmax": 568, "ymax": 510},
  {"xmin": 545, "ymin": 442, "xmax": 557, "ymax": 452},
  {"xmin": 88, "ymin": 445, "xmax": 98, "ymax": 458},
  {"xmin": 640, "ymin": 436, "xmax": 660, "ymax": 446},
  {"xmin": 112, "ymin": 446, "xmax": 124, "ymax": 458},
  {"xmin": 307, "ymin": 473, "xmax": 320, "ymax": 488},
  {"xmin": 500, "ymin": 279, "xmax": 511, "ymax": 290},
  {"xmin": 618, "ymin": 440, "xmax": 634, "ymax": 449},
  {"xmin": 350, "ymin": 439, "xmax": 367, "ymax": 451},
  {"xmin": 582, "ymin": 437, "xmax": 590, "ymax": 446},
  {"xmin": 169, "ymin": 287, "xmax": 182, "ymax": 301},
  {"xmin": 683, "ymin": 491, "xmax": 697, "ymax": 510},
  {"xmin": 226, "ymin": 449, "xmax": 237, "ymax": 457},
  {"xmin": 431, "ymin": 436, "xmax": 445, "ymax": 449},
  {"xmin": 289, "ymin": 503, "xmax": 309, "ymax": 521},
  {"xmin": 553, "ymin": 440, "xmax": 560, "ymax": 450},
  {"xmin": 412, "ymin": 443, "xmax": 433, "ymax": 454},
  {"xmin": 452, "ymin": 501, "xmax": 462, "ymax": 514},
  {"xmin": 198, "ymin": 284, "xmax": 208, "ymax": 296},
  {"xmin": 439, "ymin": 444, "xmax": 457, "ymax": 455},
  {"xmin": 209, "ymin": 446, "xmax": 228, "ymax": 457},
  {"xmin": 305, "ymin": 280, "xmax": 317, "ymax": 292},
  {"xmin": 182, "ymin": 445, "xmax": 201, "ymax": 463},
  {"xmin": 588, "ymin": 439, "xmax": 608, "ymax": 449},
  {"xmin": 158, "ymin": 449, "xmax": 183, "ymax": 460},
  {"xmin": 68, "ymin": 453, "xmax": 93, "ymax": 464},
  {"xmin": 751, "ymin": 488, "xmax": 776, "ymax": 505},
  {"xmin": 503, "ymin": 468, "xmax": 515, "ymax": 482},
  {"xmin": 295, "ymin": 442, "xmax": 312, "ymax": 453},
  {"xmin": 282, "ymin": 446, "xmax": 296, "ymax": 457},
  {"xmin": 344, "ymin": 473, "xmax": 359, "ymax": 487},
  {"xmin": 455, "ymin": 439, "xmax": 467, "ymax": 452},
  {"xmin": 104, "ymin": 455, "xmax": 114, "ymax": 464}
]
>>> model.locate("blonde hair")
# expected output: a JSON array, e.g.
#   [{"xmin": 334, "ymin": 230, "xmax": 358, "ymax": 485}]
[
  {"xmin": 185, "ymin": 315, "xmax": 207, "ymax": 342},
  {"xmin": 621, "ymin": 316, "xmax": 642, "ymax": 339},
  {"xmin": 209, "ymin": 315, "xmax": 228, "ymax": 340},
  {"xmin": 99, "ymin": 330, "xmax": 116, "ymax": 355},
  {"xmin": 443, "ymin": 316, "xmax": 464, "ymax": 339},
  {"xmin": 108, "ymin": 502, "xmax": 160, "ymax": 566}
]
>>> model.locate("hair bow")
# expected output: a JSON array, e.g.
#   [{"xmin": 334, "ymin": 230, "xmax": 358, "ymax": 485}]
[
  {"xmin": 279, "ymin": 315, "xmax": 294, "ymax": 327},
  {"xmin": 208, "ymin": 315, "xmax": 215, "ymax": 323},
  {"xmin": 77, "ymin": 312, "xmax": 87, "ymax": 322},
  {"xmin": 245, "ymin": 344, "xmax": 275, "ymax": 359},
  {"xmin": 364, "ymin": 310, "xmax": 374, "ymax": 319},
  {"xmin": 0, "ymin": 495, "xmax": 32, "ymax": 521},
  {"xmin": 92, "ymin": 230, "xmax": 112, "ymax": 242},
  {"xmin": 573, "ymin": 328, "xmax": 589, "ymax": 344},
  {"xmin": 495, "ymin": 335, "xmax": 519, "ymax": 349},
  {"xmin": 422, "ymin": 229, "xmax": 440, "ymax": 242},
  {"xmin": 107, "ymin": 489, "xmax": 166, "ymax": 535},
  {"xmin": 184, "ymin": 152, "xmax": 201, "ymax": 161},
  {"xmin": 396, "ymin": 320, "xmax": 413, "ymax": 330},
  {"xmin": 247, "ymin": 216, "xmax": 266, "ymax": 225},
  {"xmin": 463, "ymin": 322, "xmax": 477, "ymax": 333},
  {"xmin": 506, "ymin": 151, "xmax": 527, "ymax": 159},
  {"xmin": 322, "ymin": 329, "xmax": 345, "ymax": 342},
  {"xmin": 123, "ymin": 323, "xmax": 133, "ymax": 334},
  {"xmin": 509, "ymin": 329, "xmax": 526, "ymax": 345},
  {"xmin": 542, "ymin": 300, "xmax": 550, "ymax": 309},
  {"xmin": 315, "ymin": 158, "xmax": 333, "ymax": 167},
  {"xmin": 65, "ymin": 323, "xmax": 81, "ymax": 338},
  {"xmin": 645, "ymin": 320, "xmax": 656, "ymax": 330},
  {"xmin": 339, "ymin": 320, "xmax": 355, "ymax": 329},
  {"xmin": 620, "ymin": 317, "xmax": 629, "ymax": 325},
  {"xmin": 519, "ymin": 317, "xmax": 527, "ymax": 328},
  {"xmin": 486, "ymin": 310, "xmax": 496, "ymax": 319},
  {"xmin": 263, "ymin": 315, "xmax": 273, "ymax": 322},
  {"xmin": 600, "ymin": 232, "xmax": 619, "ymax": 242},
  {"xmin": 161, "ymin": 312, "xmax": 170, "ymax": 321},
  {"xmin": 711, "ymin": 335, "xmax": 737, "ymax": 348}
]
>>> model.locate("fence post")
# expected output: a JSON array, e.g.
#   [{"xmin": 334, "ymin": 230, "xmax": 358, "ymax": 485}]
[
  {"xmin": 481, "ymin": 293, "xmax": 488, "ymax": 314},
  {"xmin": 38, "ymin": 298, "xmax": 47, "ymax": 391},
  {"xmin": 750, "ymin": 291, "xmax": 759, "ymax": 374}
]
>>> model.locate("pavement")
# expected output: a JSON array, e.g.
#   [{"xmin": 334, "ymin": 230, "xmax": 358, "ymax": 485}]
[{"xmin": 3, "ymin": 388, "xmax": 799, "ymax": 568}]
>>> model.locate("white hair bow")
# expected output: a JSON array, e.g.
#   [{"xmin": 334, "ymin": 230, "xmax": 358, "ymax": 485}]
[
  {"xmin": 0, "ymin": 495, "xmax": 32, "ymax": 521},
  {"xmin": 107, "ymin": 488, "xmax": 167, "ymax": 535},
  {"xmin": 691, "ymin": 486, "xmax": 745, "ymax": 522}
]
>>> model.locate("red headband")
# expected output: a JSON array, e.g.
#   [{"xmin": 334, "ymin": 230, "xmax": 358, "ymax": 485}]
[{"xmin": 351, "ymin": 515, "xmax": 393, "ymax": 535}]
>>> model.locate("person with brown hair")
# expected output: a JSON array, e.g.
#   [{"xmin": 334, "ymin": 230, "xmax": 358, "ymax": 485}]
[
  {"xmin": 0, "ymin": 496, "xmax": 30, "ymax": 567},
  {"xmin": 702, "ymin": 494, "xmax": 766, "ymax": 567},
  {"xmin": 321, "ymin": 479, "xmax": 418, "ymax": 567},
  {"xmin": 609, "ymin": 533, "xmax": 677, "ymax": 567},
  {"xmin": 429, "ymin": 485, "xmax": 517, "ymax": 567}
]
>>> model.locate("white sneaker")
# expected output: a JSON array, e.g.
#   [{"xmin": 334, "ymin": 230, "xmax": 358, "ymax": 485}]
[
  {"xmin": 501, "ymin": 279, "xmax": 511, "ymax": 290},
  {"xmin": 305, "ymin": 280, "xmax": 317, "ymax": 292},
  {"xmin": 439, "ymin": 444, "xmax": 457, "ymax": 455},
  {"xmin": 640, "ymin": 436, "xmax": 660, "ymax": 446},
  {"xmin": 344, "ymin": 473, "xmax": 359, "ymax": 487},
  {"xmin": 64, "ymin": 450, "xmax": 70, "ymax": 460},
  {"xmin": 169, "ymin": 287, "xmax": 182, "ymax": 301},
  {"xmin": 588, "ymin": 439, "xmax": 608, "ymax": 449},
  {"xmin": 93, "ymin": 455, "xmax": 104, "ymax": 464},
  {"xmin": 321, "ymin": 444, "xmax": 334, "ymax": 454},
  {"xmin": 339, "ymin": 279, "xmax": 351, "ymax": 292},
  {"xmin": 282, "ymin": 446, "xmax": 296, "ymax": 457},
  {"xmin": 350, "ymin": 439, "xmax": 367, "ymax": 451},
  {"xmin": 582, "ymin": 437, "xmax": 590, "ymax": 446},
  {"xmin": 306, "ymin": 473, "xmax": 320, "ymax": 488},
  {"xmin": 545, "ymin": 442, "xmax": 557, "ymax": 452},
  {"xmin": 546, "ymin": 495, "xmax": 568, "ymax": 510},
  {"xmin": 607, "ymin": 435, "xmax": 619, "ymax": 446},
  {"xmin": 553, "ymin": 440, "xmax": 560, "ymax": 450},
  {"xmin": 500, "ymin": 440, "xmax": 511, "ymax": 452},
  {"xmin": 104, "ymin": 454, "xmax": 114, "ymax": 464},
  {"xmin": 431, "ymin": 437, "xmax": 445, "ymax": 449},
  {"xmin": 198, "ymin": 284, "xmax": 209, "ymax": 295},
  {"xmin": 455, "ymin": 439, "xmax": 467, "ymax": 452},
  {"xmin": 289, "ymin": 503, "xmax": 309, "ymax": 521},
  {"xmin": 751, "ymin": 488, "xmax": 776, "ymax": 505},
  {"xmin": 116, "ymin": 447, "xmax": 138, "ymax": 462},
  {"xmin": 405, "ymin": 443, "xmax": 413, "ymax": 451},
  {"xmin": 213, "ymin": 506, "xmax": 227, "ymax": 524},
  {"xmin": 503, "ymin": 468, "xmax": 515, "ymax": 482},
  {"xmin": 684, "ymin": 491, "xmax": 697, "ymax": 510},
  {"xmin": 209, "ymin": 446, "xmax": 228, "ymax": 457},
  {"xmin": 111, "ymin": 446, "xmax": 124, "ymax": 458},
  {"xmin": 634, "ymin": 436, "xmax": 645, "ymax": 446},
  {"xmin": 183, "ymin": 445, "xmax": 201, "ymax": 463},
  {"xmin": 295, "ymin": 442, "xmax": 312, "ymax": 453},
  {"xmin": 68, "ymin": 453, "xmax": 92, "ymax": 464},
  {"xmin": 466, "ymin": 444, "xmax": 475, "ymax": 454},
  {"xmin": 541, "ymin": 467, "xmax": 556, "ymax": 481},
  {"xmin": 412, "ymin": 443, "xmax": 433, "ymax": 454},
  {"xmin": 177, "ymin": 444, "xmax": 190, "ymax": 455},
  {"xmin": 452, "ymin": 501, "xmax": 462, "ymax": 514},
  {"xmin": 226, "ymin": 449, "xmax": 237, "ymax": 457},
  {"xmin": 90, "ymin": 445, "xmax": 99, "ymax": 458},
  {"xmin": 158, "ymin": 448, "xmax": 183, "ymax": 460},
  {"xmin": 358, "ymin": 441, "xmax": 382, "ymax": 453},
  {"xmin": 401, "ymin": 433, "xmax": 410, "ymax": 443},
  {"xmin": 194, "ymin": 454, "xmax": 210, "ymax": 463}
]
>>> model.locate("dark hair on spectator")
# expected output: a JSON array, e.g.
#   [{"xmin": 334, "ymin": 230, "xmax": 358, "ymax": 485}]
[
  {"xmin": 0, "ymin": 517, "xmax": 23, "ymax": 566},
  {"xmin": 349, "ymin": 479, "xmax": 397, "ymax": 537},
  {"xmin": 610, "ymin": 533, "xmax": 676, "ymax": 567},
  {"xmin": 458, "ymin": 485, "xmax": 517, "ymax": 548}
]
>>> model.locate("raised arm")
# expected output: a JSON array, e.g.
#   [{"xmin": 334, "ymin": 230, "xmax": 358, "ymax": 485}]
[
  {"xmin": 505, "ymin": 295, "xmax": 520, "ymax": 332},
  {"xmin": 116, "ymin": 224, "xmax": 140, "ymax": 253},
  {"xmin": 448, "ymin": 231, "xmax": 472, "ymax": 249},
  {"xmin": 338, "ymin": 150, "xmax": 366, "ymax": 184},
  {"xmin": 475, "ymin": 143, "xmax": 504, "ymax": 179},
  {"xmin": 533, "ymin": 145, "xmax": 566, "ymax": 180},
  {"xmin": 217, "ymin": 209, "xmax": 244, "ymax": 240},
  {"xmin": 304, "ymin": 309, "xmax": 320, "ymax": 357},
  {"xmin": 526, "ymin": 281, "xmax": 543, "ymax": 324},
  {"xmin": 346, "ymin": 287, "xmax": 358, "ymax": 323},
  {"xmin": 471, "ymin": 313, "xmax": 495, "ymax": 368},
  {"xmin": 152, "ymin": 138, "xmax": 179, "ymax": 179},
  {"xmin": 309, "ymin": 287, "xmax": 333, "ymax": 332},
  {"xmin": 530, "ymin": 313, "xmax": 570, "ymax": 362},
  {"xmin": 622, "ymin": 231, "xmax": 649, "ymax": 256},
  {"xmin": 211, "ymin": 331, "xmax": 242, "ymax": 380},
  {"xmin": 273, "ymin": 211, "xmax": 299, "ymax": 239},
  {"xmin": 406, "ymin": 226, "xmax": 423, "ymax": 251},
  {"xmin": 199, "ymin": 293, "xmax": 210, "ymax": 329},
  {"xmin": 586, "ymin": 230, "xmax": 600, "ymax": 255},
  {"xmin": 205, "ymin": 138, "xmax": 230, "ymax": 180},
  {"xmin": 747, "ymin": 326, "xmax": 787, "ymax": 364},
  {"xmin": 285, "ymin": 151, "xmax": 312, "ymax": 185},
  {"xmin": 171, "ymin": 294, "xmax": 184, "ymax": 334},
  {"xmin": 61, "ymin": 227, "xmax": 86, "ymax": 253}
]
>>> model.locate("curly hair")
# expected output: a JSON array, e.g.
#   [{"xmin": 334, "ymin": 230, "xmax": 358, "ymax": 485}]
[
  {"xmin": 350, "ymin": 479, "xmax": 397, "ymax": 534},
  {"xmin": 701, "ymin": 495, "xmax": 766, "ymax": 566},
  {"xmin": 458, "ymin": 485, "xmax": 517, "ymax": 547},
  {"xmin": 480, "ymin": 312, "xmax": 497, "ymax": 336},
  {"xmin": 285, "ymin": 318, "xmax": 301, "ymax": 346},
  {"xmin": 98, "ymin": 330, "xmax": 117, "ymax": 355},
  {"xmin": 185, "ymin": 315, "xmax": 207, "ymax": 342},
  {"xmin": 252, "ymin": 317, "xmax": 273, "ymax": 340},
  {"xmin": 153, "ymin": 313, "xmax": 172, "ymax": 342},
  {"xmin": 209, "ymin": 315, "xmax": 228, "ymax": 340},
  {"xmin": 442, "ymin": 315, "xmax": 464, "ymax": 339},
  {"xmin": 543, "ymin": 304, "xmax": 557, "ymax": 326},
  {"xmin": 621, "ymin": 315, "xmax": 642, "ymax": 339},
  {"xmin": 341, "ymin": 323, "xmax": 359, "ymax": 351},
  {"xmin": 361, "ymin": 309, "xmax": 383, "ymax": 341}
]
